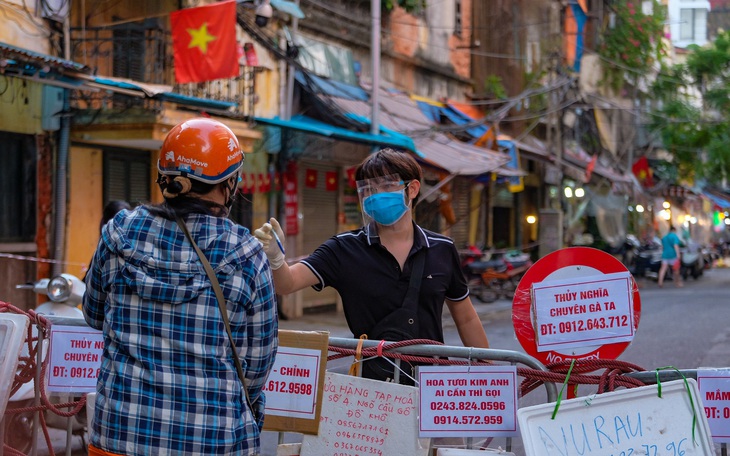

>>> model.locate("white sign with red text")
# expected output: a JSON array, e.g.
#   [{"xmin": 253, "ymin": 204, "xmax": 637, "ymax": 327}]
[
  {"xmin": 300, "ymin": 372, "xmax": 429, "ymax": 456},
  {"xmin": 418, "ymin": 365, "xmax": 518, "ymax": 437},
  {"xmin": 532, "ymin": 272, "xmax": 634, "ymax": 352},
  {"xmin": 698, "ymin": 368, "xmax": 730, "ymax": 443},
  {"xmin": 47, "ymin": 325, "xmax": 103, "ymax": 393},
  {"xmin": 263, "ymin": 346, "xmax": 322, "ymax": 420}
]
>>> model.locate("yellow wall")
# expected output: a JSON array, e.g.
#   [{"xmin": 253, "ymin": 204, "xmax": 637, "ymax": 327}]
[
  {"xmin": 65, "ymin": 146, "xmax": 104, "ymax": 277},
  {"xmin": 0, "ymin": 79, "xmax": 43, "ymax": 134}
]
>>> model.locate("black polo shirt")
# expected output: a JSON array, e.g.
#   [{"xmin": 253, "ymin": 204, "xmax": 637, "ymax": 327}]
[{"xmin": 301, "ymin": 222, "xmax": 469, "ymax": 342}]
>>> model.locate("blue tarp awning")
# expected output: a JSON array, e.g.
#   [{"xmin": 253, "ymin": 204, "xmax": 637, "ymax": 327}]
[
  {"xmin": 414, "ymin": 100, "xmax": 491, "ymax": 141},
  {"xmin": 295, "ymin": 71, "xmax": 369, "ymax": 101},
  {"xmin": 703, "ymin": 191, "xmax": 730, "ymax": 210},
  {"xmin": 253, "ymin": 114, "xmax": 417, "ymax": 152}
]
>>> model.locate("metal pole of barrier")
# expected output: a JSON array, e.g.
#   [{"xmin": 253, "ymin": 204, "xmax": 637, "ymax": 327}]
[
  {"xmin": 327, "ymin": 338, "xmax": 558, "ymax": 402},
  {"xmin": 625, "ymin": 369, "xmax": 697, "ymax": 383},
  {"xmin": 30, "ymin": 322, "xmax": 44, "ymax": 456},
  {"xmin": 65, "ymin": 395, "xmax": 73, "ymax": 456}
]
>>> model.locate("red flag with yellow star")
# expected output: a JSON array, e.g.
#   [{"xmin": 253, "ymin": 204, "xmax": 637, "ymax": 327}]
[{"xmin": 171, "ymin": 0, "xmax": 238, "ymax": 83}]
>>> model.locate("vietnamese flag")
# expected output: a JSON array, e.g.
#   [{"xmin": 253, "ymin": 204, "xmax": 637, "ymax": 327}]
[
  {"xmin": 171, "ymin": 1, "xmax": 238, "ymax": 83},
  {"xmin": 632, "ymin": 156, "xmax": 654, "ymax": 188},
  {"xmin": 305, "ymin": 169, "xmax": 317, "ymax": 188},
  {"xmin": 325, "ymin": 171, "xmax": 338, "ymax": 191}
]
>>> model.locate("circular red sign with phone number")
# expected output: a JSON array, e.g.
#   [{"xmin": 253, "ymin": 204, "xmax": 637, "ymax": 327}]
[{"xmin": 512, "ymin": 247, "xmax": 641, "ymax": 365}]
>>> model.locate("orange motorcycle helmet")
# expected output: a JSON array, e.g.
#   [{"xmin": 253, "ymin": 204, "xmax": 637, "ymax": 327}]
[{"xmin": 157, "ymin": 117, "xmax": 244, "ymax": 184}]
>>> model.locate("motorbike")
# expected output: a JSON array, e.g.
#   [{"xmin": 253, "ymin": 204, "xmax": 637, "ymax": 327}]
[
  {"xmin": 462, "ymin": 249, "xmax": 533, "ymax": 303},
  {"xmin": 680, "ymin": 242, "xmax": 705, "ymax": 281},
  {"xmin": 629, "ymin": 237, "xmax": 663, "ymax": 279},
  {"xmin": 4, "ymin": 273, "xmax": 87, "ymax": 453}
]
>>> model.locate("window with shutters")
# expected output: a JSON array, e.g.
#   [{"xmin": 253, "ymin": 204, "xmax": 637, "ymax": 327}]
[
  {"xmin": 0, "ymin": 132, "xmax": 36, "ymax": 242},
  {"xmin": 103, "ymin": 149, "xmax": 150, "ymax": 207},
  {"xmin": 111, "ymin": 18, "xmax": 164, "ymax": 107}
]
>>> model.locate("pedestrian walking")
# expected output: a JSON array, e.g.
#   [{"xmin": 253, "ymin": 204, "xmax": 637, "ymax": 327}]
[
  {"xmin": 83, "ymin": 118, "xmax": 278, "ymax": 456},
  {"xmin": 254, "ymin": 148, "xmax": 489, "ymax": 385},
  {"xmin": 658, "ymin": 225, "xmax": 683, "ymax": 288}
]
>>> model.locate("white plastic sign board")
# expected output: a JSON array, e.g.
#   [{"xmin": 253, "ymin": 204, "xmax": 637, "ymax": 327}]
[
  {"xmin": 0, "ymin": 313, "xmax": 30, "ymax": 418},
  {"xmin": 300, "ymin": 372, "xmax": 429, "ymax": 456},
  {"xmin": 532, "ymin": 272, "xmax": 634, "ymax": 352},
  {"xmin": 418, "ymin": 365, "xmax": 519, "ymax": 437},
  {"xmin": 263, "ymin": 346, "xmax": 322, "ymax": 419},
  {"xmin": 47, "ymin": 325, "xmax": 103, "ymax": 393},
  {"xmin": 518, "ymin": 379, "xmax": 715, "ymax": 455},
  {"xmin": 697, "ymin": 368, "xmax": 730, "ymax": 443}
]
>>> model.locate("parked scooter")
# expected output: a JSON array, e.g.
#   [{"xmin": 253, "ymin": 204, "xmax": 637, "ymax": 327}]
[
  {"xmin": 4, "ymin": 273, "xmax": 87, "ymax": 453},
  {"xmin": 680, "ymin": 241, "xmax": 705, "ymax": 281},
  {"xmin": 462, "ymin": 249, "xmax": 533, "ymax": 303},
  {"xmin": 629, "ymin": 237, "xmax": 663, "ymax": 279}
]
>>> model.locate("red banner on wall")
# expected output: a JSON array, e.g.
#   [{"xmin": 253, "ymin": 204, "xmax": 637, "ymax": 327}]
[
  {"xmin": 284, "ymin": 162, "xmax": 299, "ymax": 235},
  {"xmin": 305, "ymin": 168, "xmax": 317, "ymax": 188},
  {"xmin": 325, "ymin": 171, "xmax": 338, "ymax": 192}
]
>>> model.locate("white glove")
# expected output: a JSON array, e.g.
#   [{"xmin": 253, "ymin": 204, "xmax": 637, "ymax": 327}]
[{"xmin": 254, "ymin": 217, "xmax": 286, "ymax": 270}]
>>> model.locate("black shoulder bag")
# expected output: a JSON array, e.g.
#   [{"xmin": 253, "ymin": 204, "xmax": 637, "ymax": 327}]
[
  {"xmin": 175, "ymin": 215, "xmax": 258, "ymax": 420},
  {"xmin": 362, "ymin": 249, "xmax": 426, "ymax": 384}
]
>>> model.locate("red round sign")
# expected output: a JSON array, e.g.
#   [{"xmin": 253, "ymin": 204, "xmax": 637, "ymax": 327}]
[{"xmin": 512, "ymin": 247, "xmax": 641, "ymax": 365}]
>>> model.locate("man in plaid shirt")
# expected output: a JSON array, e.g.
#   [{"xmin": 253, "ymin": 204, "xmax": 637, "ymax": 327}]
[{"xmin": 83, "ymin": 118, "xmax": 278, "ymax": 455}]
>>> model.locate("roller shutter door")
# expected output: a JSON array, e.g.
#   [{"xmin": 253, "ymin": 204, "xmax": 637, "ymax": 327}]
[{"xmin": 300, "ymin": 161, "xmax": 339, "ymax": 309}]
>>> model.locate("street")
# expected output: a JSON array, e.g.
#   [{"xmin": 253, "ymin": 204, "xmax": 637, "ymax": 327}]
[{"xmin": 38, "ymin": 265, "xmax": 730, "ymax": 455}]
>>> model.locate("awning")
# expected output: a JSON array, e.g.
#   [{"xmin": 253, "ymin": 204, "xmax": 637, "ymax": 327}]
[
  {"xmin": 270, "ymin": 0, "xmax": 305, "ymax": 18},
  {"xmin": 329, "ymin": 88, "xmax": 510, "ymax": 175},
  {"xmin": 0, "ymin": 43, "xmax": 241, "ymax": 114},
  {"xmin": 253, "ymin": 114, "xmax": 417, "ymax": 152},
  {"xmin": 702, "ymin": 190, "xmax": 730, "ymax": 210}
]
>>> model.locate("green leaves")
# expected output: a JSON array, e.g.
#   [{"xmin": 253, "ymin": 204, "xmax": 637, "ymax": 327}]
[
  {"xmin": 598, "ymin": 0, "xmax": 667, "ymax": 91},
  {"xmin": 650, "ymin": 30, "xmax": 730, "ymax": 185}
]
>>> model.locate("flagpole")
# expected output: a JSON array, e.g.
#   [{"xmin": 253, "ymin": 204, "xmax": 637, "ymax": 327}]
[{"xmin": 370, "ymin": 0, "xmax": 381, "ymax": 141}]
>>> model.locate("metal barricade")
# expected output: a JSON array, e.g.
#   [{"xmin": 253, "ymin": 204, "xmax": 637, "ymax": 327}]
[{"xmin": 1, "ymin": 314, "xmax": 90, "ymax": 456}]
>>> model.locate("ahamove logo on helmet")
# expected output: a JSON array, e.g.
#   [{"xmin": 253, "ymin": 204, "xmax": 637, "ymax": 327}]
[
  {"xmin": 226, "ymin": 139, "xmax": 242, "ymax": 162},
  {"xmin": 165, "ymin": 151, "xmax": 175, "ymax": 162},
  {"xmin": 177, "ymin": 155, "xmax": 208, "ymax": 168}
]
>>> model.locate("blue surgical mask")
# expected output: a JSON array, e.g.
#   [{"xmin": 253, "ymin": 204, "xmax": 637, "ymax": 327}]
[{"xmin": 363, "ymin": 190, "xmax": 410, "ymax": 226}]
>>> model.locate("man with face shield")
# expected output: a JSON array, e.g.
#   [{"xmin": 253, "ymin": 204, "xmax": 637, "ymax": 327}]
[
  {"xmin": 83, "ymin": 118, "xmax": 278, "ymax": 456},
  {"xmin": 255, "ymin": 148, "xmax": 489, "ymax": 384}
]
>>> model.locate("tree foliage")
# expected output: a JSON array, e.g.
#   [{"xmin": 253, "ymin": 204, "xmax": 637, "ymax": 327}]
[
  {"xmin": 650, "ymin": 31, "xmax": 730, "ymax": 185},
  {"xmin": 598, "ymin": 0, "xmax": 667, "ymax": 91}
]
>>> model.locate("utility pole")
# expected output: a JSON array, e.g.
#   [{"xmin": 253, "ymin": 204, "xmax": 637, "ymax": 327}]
[{"xmin": 370, "ymin": 0, "xmax": 381, "ymax": 139}]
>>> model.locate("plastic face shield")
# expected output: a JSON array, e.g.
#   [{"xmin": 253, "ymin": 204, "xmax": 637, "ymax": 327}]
[{"xmin": 356, "ymin": 174, "xmax": 408, "ymax": 226}]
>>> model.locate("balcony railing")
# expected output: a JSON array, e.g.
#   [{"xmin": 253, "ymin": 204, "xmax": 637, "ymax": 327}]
[{"xmin": 69, "ymin": 25, "xmax": 256, "ymax": 118}]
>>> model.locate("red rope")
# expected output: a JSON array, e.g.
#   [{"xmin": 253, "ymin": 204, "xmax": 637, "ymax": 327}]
[
  {"xmin": 1, "ymin": 301, "xmax": 87, "ymax": 455},
  {"xmin": 327, "ymin": 339, "xmax": 649, "ymax": 396}
]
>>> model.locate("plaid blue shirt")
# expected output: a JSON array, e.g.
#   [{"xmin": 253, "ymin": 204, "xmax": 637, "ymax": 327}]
[{"xmin": 83, "ymin": 207, "xmax": 278, "ymax": 455}]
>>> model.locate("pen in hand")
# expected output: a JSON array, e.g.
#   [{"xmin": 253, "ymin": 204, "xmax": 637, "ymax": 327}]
[{"xmin": 272, "ymin": 230, "xmax": 285, "ymax": 255}]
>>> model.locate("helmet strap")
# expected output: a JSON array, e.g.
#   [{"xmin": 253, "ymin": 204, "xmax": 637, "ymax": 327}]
[{"xmin": 223, "ymin": 172, "xmax": 239, "ymax": 212}]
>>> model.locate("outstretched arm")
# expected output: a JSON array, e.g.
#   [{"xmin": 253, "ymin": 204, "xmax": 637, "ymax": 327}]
[{"xmin": 254, "ymin": 218, "xmax": 319, "ymax": 294}]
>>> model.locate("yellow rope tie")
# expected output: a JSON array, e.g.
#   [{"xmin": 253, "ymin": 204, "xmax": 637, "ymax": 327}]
[{"xmin": 349, "ymin": 334, "xmax": 368, "ymax": 377}]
